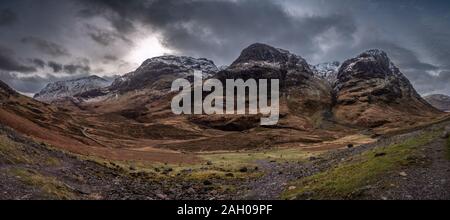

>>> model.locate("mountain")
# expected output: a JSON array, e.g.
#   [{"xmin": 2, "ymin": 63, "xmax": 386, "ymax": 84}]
[
  {"xmin": 2, "ymin": 43, "xmax": 450, "ymax": 200},
  {"xmin": 34, "ymin": 75, "xmax": 110, "ymax": 103},
  {"xmin": 194, "ymin": 43, "xmax": 333, "ymax": 131},
  {"xmin": 110, "ymin": 55, "xmax": 219, "ymax": 93},
  {"xmin": 424, "ymin": 94, "xmax": 450, "ymax": 112},
  {"xmin": 312, "ymin": 61, "xmax": 340, "ymax": 85},
  {"xmin": 0, "ymin": 80, "xmax": 18, "ymax": 99},
  {"xmin": 333, "ymin": 49, "xmax": 441, "ymax": 128}
]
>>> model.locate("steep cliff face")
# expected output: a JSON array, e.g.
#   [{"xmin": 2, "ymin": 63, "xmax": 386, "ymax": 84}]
[{"xmin": 333, "ymin": 49, "xmax": 441, "ymax": 128}]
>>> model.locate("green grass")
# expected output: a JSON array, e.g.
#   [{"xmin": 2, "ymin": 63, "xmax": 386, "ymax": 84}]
[
  {"xmin": 79, "ymin": 147, "xmax": 315, "ymax": 182},
  {"xmin": 282, "ymin": 131, "xmax": 438, "ymax": 200},
  {"xmin": 7, "ymin": 168, "xmax": 75, "ymax": 200},
  {"xmin": 200, "ymin": 148, "xmax": 315, "ymax": 169},
  {"xmin": 0, "ymin": 135, "xmax": 61, "ymax": 166}
]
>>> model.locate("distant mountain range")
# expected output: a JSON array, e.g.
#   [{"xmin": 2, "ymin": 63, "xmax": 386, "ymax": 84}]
[
  {"xmin": 32, "ymin": 43, "xmax": 442, "ymax": 129},
  {"xmin": 1, "ymin": 42, "xmax": 449, "ymax": 200},
  {"xmin": 1, "ymin": 43, "xmax": 444, "ymax": 148}
]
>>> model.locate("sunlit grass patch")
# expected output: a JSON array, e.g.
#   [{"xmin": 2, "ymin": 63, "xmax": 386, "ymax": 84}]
[
  {"xmin": 0, "ymin": 135, "xmax": 61, "ymax": 166},
  {"xmin": 282, "ymin": 131, "xmax": 438, "ymax": 200}
]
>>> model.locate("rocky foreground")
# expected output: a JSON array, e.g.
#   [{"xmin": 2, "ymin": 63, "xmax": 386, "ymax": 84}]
[{"xmin": 1, "ymin": 117, "xmax": 449, "ymax": 200}]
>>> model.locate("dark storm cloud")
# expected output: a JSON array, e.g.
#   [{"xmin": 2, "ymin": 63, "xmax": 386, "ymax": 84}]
[
  {"xmin": 0, "ymin": 46, "xmax": 36, "ymax": 73},
  {"xmin": 48, "ymin": 61, "xmax": 63, "ymax": 73},
  {"xmin": 0, "ymin": 0, "xmax": 450, "ymax": 96},
  {"xmin": 47, "ymin": 60, "xmax": 91, "ymax": 74},
  {"xmin": 85, "ymin": 24, "xmax": 132, "ymax": 47},
  {"xmin": 63, "ymin": 63, "xmax": 90, "ymax": 74},
  {"xmin": 0, "ymin": 71, "xmax": 91, "ymax": 94},
  {"xmin": 77, "ymin": 0, "xmax": 357, "ymax": 64},
  {"xmin": 0, "ymin": 8, "xmax": 17, "ymax": 26},
  {"xmin": 21, "ymin": 36, "xmax": 71, "ymax": 57},
  {"xmin": 28, "ymin": 58, "xmax": 46, "ymax": 69}
]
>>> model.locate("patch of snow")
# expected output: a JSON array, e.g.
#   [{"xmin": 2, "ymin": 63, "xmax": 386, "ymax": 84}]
[
  {"xmin": 34, "ymin": 75, "xmax": 111, "ymax": 102},
  {"xmin": 312, "ymin": 61, "xmax": 340, "ymax": 84}
]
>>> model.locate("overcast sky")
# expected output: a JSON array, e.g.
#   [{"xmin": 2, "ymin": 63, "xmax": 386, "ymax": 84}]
[{"xmin": 0, "ymin": 0, "xmax": 449, "ymax": 96}]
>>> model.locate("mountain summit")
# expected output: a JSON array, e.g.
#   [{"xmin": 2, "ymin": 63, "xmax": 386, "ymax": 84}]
[
  {"xmin": 34, "ymin": 75, "xmax": 110, "ymax": 103},
  {"xmin": 110, "ymin": 55, "xmax": 219, "ymax": 93},
  {"xmin": 230, "ymin": 43, "xmax": 312, "ymax": 72},
  {"xmin": 333, "ymin": 49, "xmax": 440, "ymax": 127}
]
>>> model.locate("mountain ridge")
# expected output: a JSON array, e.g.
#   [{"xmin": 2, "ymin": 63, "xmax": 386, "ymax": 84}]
[{"xmin": 34, "ymin": 75, "xmax": 111, "ymax": 103}]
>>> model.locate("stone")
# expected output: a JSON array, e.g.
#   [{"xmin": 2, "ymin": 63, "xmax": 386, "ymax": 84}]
[
  {"xmin": 203, "ymin": 180, "xmax": 213, "ymax": 186},
  {"xmin": 225, "ymin": 173, "xmax": 234, "ymax": 177},
  {"xmin": 374, "ymin": 152, "xmax": 387, "ymax": 157},
  {"xmin": 239, "ymin": 167, "xmax": 248, "ymax": 173},
  {"xmin": 156, "ymin": 193, "xmax": 168, "ymax": 200}
]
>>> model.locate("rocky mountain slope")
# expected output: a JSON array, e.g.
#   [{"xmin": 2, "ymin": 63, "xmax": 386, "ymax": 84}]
[
  {"xmin": 70, "ymin": 56, "xmax": 219, "ymax": 115},
  {"xmin": 34, "ymin": 76, "xmax": 110, "ymax": 103},
  {"xmin": 424, "ymin": 94, "xmax": 450, "ymax": 112},
  {"xmin": 333, "ymin": 49, "xmax": 441, "ymax": 128},
  {"xmin": 194, "ymin": 43, "xmax": 333, "ymax": 131}
]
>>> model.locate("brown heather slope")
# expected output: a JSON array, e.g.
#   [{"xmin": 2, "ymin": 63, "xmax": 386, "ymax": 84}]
[{"xmin": 0, "ymin": 81, "xmax": 199, "ymax": 164}]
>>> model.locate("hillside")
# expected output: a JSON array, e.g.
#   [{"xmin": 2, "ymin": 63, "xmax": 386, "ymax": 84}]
[{"xmin": 425, "ymin": 94, "xmax": 450, "ymax": 112}]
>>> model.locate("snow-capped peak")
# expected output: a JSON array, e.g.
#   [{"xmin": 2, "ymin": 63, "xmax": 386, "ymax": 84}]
[
  {"xmin": 137, "ymin": 55, "xmax": 219, "ymax": 77},
  {"xmin": 34, "ymin": 75, "xmax": 111, "ymax": 102}
]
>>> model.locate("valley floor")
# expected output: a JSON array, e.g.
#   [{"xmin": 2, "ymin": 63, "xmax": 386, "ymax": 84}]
[{"xmin": 1, "ymin": 119, "xmax": 450, "ymax": 200}]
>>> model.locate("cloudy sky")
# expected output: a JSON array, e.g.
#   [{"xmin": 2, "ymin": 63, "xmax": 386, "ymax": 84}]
[{"xmin": 0, "ymin": 0, "xmax": 449, "ymax": 96}]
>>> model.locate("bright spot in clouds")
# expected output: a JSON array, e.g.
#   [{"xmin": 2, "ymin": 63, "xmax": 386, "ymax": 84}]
[{"xmin": 126, "ymin": 35, "xmax": 174, "ymax": 65}]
